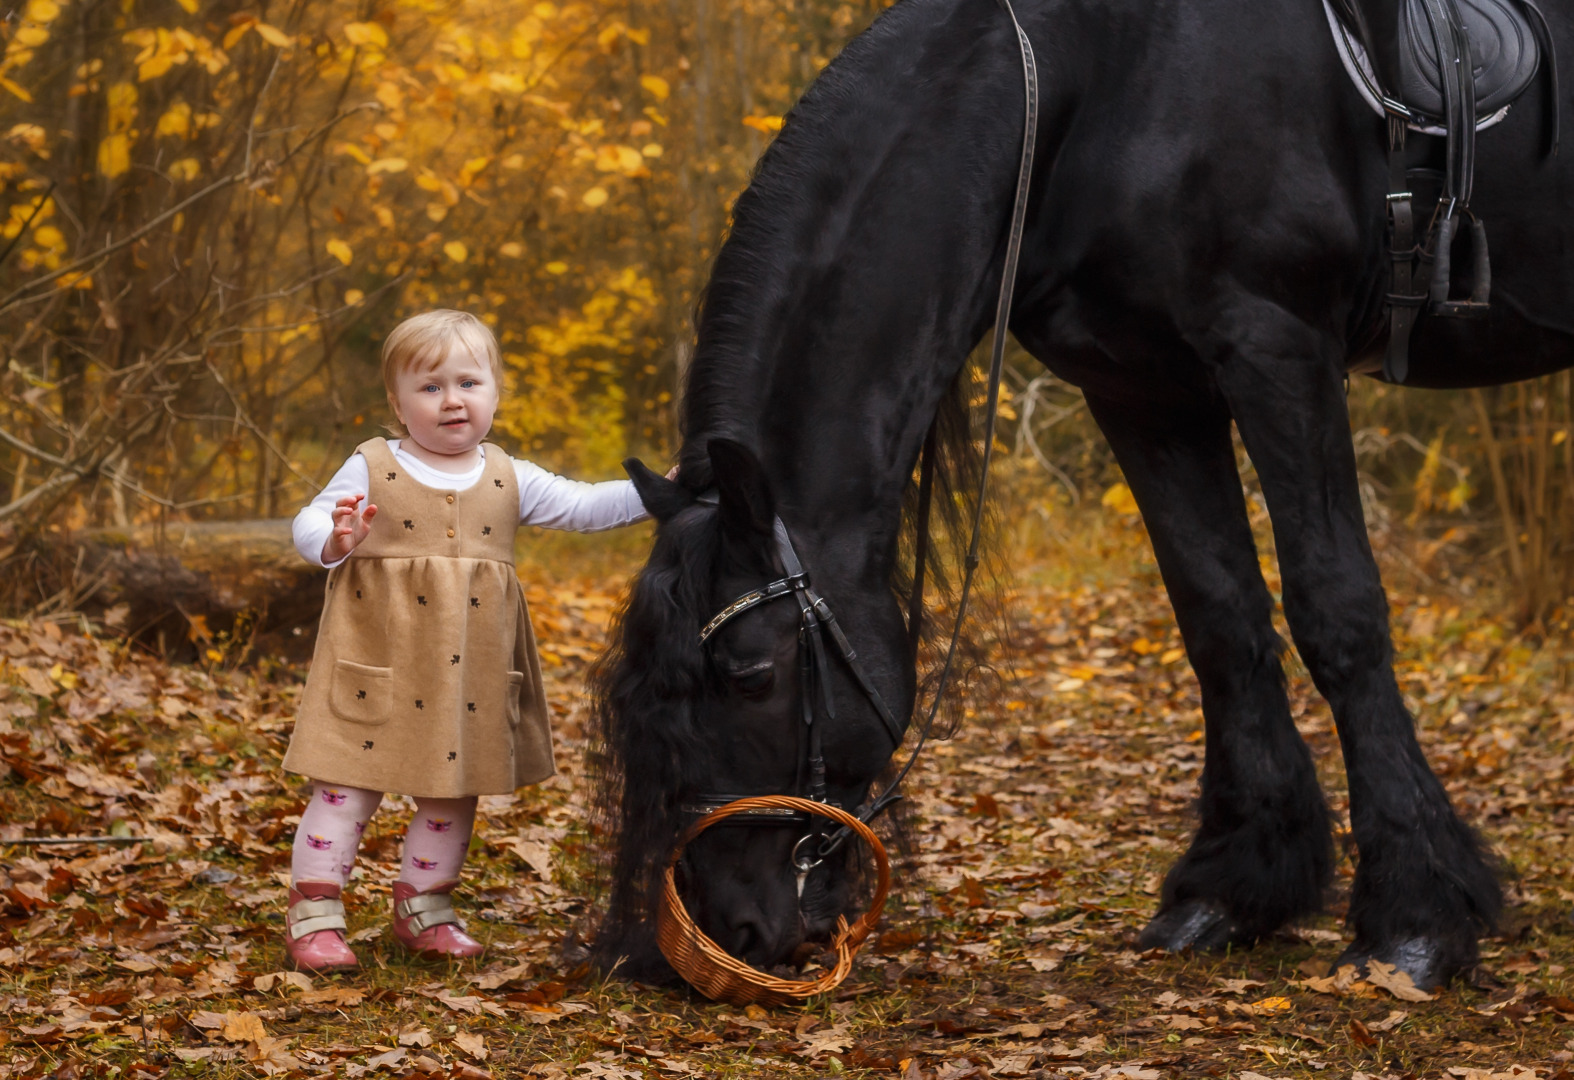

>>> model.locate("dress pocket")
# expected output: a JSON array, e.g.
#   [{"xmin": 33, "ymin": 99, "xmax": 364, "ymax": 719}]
[
  {"xmin": 329, "ymin": 660, "xmax": 392, "ymax": 725},
  {"xmin": 505, "ymin": 670, "xmax": 525, "ymax": 728}
]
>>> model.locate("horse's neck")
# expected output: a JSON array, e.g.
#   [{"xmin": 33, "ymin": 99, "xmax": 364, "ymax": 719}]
[{"xmin": 682, "ymin": 0, "xmax": 1027, "ymax": 538}]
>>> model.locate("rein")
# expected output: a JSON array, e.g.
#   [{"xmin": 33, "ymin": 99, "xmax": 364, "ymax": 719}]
[
  {"xmin": 661, "ymin": 0, "xmax": 1040, "ymax": 1000},
  {"xmin": 684, "ymin": 0, "xmax": 1038, "ymax": 855}
]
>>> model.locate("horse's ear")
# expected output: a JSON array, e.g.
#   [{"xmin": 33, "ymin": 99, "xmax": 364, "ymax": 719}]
[
  {"xmin": 708, "ymin": 438, "xmax": 775, "ymax": 538},
  {"xmin": 623, "ymin": 458, "xmax": 692, "ymax": 523}
]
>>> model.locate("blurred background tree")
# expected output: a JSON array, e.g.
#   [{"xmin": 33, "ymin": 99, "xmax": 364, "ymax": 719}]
[
  {"xmin": 2, "ymin": 0, "xmax": 1571, "ymax": 630},
  {"xmin": 0, "ymin": 0, "xmax": 886, "ymax": 518}
]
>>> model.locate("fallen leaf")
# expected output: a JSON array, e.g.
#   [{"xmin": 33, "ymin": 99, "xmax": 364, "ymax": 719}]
[
  {"xmin": 365, "ymin": 1048, "xmax": 408, "ymax": 1070},
  {"xmin": 470, "ymin": 962, "xmax": 532, "ymax": 990},
  {"xmin": 253, "ymin": 970, "xmax": 313, "ymax": 993},
  {"xmin": 453, "ymin": 1030, "xmax": 488, "ymax": 1060},
  {"xmin": 502, "ymin": 838, "xmax": 553, "ymax": 881},
  {"xmin": 220, "ymin": 1011, "xmax": 267, "ymax": 1043},
  {"xmin": 576, "ymin": 1063, "xmax": 640, "ymax": 1079},
  {"xmin": 792, "ymin": 1024, "xmax": 852, "ymax": 1057},
  {"xmin": 1369, "ymin": 1010, "xmax": 1409, "ymax": 1032},
  {"xmin": 301, "ymin": 987, "xmax": 365, "ymax": 1007},
  {"xmin": 1215, "ymin": 977, "xmax": 1267, "ymax": 995},
  {"xmin": 1364, "ymin": 959, "xmax": 1435, "ymax": 1002},
  {"xmin": 1044, "ymin": 1035, "xmax": 1105, "ymax": 1059},
  {"xmin": 1023, "ymin": 949, "xmax": 1064, "ymax": 972}
]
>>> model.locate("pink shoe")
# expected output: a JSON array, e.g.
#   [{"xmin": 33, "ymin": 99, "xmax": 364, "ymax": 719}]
[
  {"xmin": 284, "ymin": 883, "xmax": 359, "ymax": 972},
  {"xmin": 391, "ymin": 881, "xmax": 484, "ymax": 959}
]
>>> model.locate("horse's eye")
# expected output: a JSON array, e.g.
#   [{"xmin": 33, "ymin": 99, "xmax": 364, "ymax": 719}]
[{"xmin": 726, "ymin": 661, "xmax": 776, "ymax": 698}]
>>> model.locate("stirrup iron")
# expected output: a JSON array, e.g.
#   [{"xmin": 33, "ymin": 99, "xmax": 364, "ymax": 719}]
[{"xmin": 1428, "ymin": 205, "xmax": 1491, "ymax": 318}]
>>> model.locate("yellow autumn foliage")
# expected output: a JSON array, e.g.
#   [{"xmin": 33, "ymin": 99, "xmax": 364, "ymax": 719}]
[{"xmin": 0, "ymin": 0, "xmax": 901, "ymax": 532}]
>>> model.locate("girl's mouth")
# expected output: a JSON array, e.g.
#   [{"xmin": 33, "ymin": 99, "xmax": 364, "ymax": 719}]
[{"xmin": 440, "ymin": 418, "xmax": 468, "ymax": 427}]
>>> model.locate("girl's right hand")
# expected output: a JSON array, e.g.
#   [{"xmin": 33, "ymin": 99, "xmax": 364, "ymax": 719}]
[{"xmin": 323, "ymin": 494, "xmax": 377, "ymax": 563}]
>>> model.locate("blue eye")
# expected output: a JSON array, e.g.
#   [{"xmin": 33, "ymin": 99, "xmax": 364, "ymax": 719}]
[{"xmin": 461, "ymin": 379, "xmax": 477, "ymax": 389}]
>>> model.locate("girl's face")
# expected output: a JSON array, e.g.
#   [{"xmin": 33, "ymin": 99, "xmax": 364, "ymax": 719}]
[{"xmin": 391, "ymin": 343, "xmax": 499, "ymax": 458}]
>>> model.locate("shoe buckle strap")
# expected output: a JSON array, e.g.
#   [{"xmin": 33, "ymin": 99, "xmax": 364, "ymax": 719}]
[
  {"xmin": 396, "ymin": 891, "xmax": 460, "ymax": 933},
  {"xmin": 287, "ymin": 896, "xmax": 347, "ymax": 941}
]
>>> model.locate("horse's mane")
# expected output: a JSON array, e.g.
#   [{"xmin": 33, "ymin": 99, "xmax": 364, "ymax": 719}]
[{"xmin": 583, "ymin": 0, "xmax": 988, "ymax": 974}]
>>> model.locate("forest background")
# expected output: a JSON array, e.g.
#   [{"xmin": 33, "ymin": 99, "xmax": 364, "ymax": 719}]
[{"xmin": 1, "ymin": 0, "xmax": 1573, "ymax": 624}]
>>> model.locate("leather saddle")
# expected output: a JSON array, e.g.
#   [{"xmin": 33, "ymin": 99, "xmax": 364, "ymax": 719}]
[
  {"xmin": 1399, "ymin": 0, "xmax": 1546, "ymax": 123},
  {"xmin": 1325, "ymin": 0, "xmax": 1559, "ymax": 382}
]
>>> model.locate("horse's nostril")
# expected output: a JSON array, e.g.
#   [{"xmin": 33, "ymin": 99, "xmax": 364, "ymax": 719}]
[
  {"xmin": 726, "ymin": 919, "xmax": 768, "ymax": 964},
  {"xmin": 714, "ymin": 906, "xmax": 801, "ymax": 967}
]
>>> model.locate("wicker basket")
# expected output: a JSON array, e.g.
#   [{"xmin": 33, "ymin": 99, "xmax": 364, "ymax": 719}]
[{"xmin": 656, "ymin": 795, "xmax": 891, "ymax": 1006}]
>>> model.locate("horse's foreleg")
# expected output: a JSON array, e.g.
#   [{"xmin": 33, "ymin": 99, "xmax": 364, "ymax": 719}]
[
  {"xmin": 1084, "ymin": 393, "xmax": 1331, "ymax": 950},
  {"xmin": 1216, "ymin": 316, "xmax": 1501, "ymax": 989}
]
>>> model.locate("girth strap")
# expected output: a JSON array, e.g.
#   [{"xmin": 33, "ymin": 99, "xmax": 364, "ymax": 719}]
[{"xmin": 1384, "ymin": 119, "xmax": 1426, "ymax": 384}]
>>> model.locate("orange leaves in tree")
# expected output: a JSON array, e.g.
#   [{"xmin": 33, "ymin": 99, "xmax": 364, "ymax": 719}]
[
  {"xmin": 221, "ymin": 20, "xmax": 294, "ymax": 51},
  {"xmin": 342, "ymin": 21, "xmax": 389, "ymax": 49},
  {"xmin": 742, "ymin": 114, "xmax": 784, "ymax": 134},
  {"xmin": 1100, "ymin": 481, "xmax": 1140, "ymax": 516},
  {"xmin": 97, "ymin": 135, "xmax": 130, "ymax": 179},
  {"xmin": 594, "ymin": 144, "xmax": 645, "ymax": 175},
  {"xmin": 97, "ymin": 81, "xmax": 138, "ymax": 178},
  {"xmin": 124, "ymin": 26, "xmax": 228, "ymax": 82}
]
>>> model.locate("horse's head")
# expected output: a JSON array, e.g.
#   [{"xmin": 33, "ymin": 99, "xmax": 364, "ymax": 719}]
[{"xmin": 590, "ymin": 437, "xmax": 911, "ymax": 973}]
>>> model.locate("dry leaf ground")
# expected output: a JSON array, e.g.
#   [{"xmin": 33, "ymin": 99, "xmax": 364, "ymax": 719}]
[{"xmin": 1, "ymin": 518, "xmax": 1572, "ymax": 1079}]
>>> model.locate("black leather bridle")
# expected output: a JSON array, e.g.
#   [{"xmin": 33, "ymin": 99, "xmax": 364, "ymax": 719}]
[{"xmin": 679, "ymin": 0, "xmax": 1040, "ymax": 902}]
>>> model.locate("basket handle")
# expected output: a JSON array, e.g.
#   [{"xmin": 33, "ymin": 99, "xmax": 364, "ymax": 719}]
[{"xmin": 658, "ymin": 795, "xmax": 891, "ymax": 1005}]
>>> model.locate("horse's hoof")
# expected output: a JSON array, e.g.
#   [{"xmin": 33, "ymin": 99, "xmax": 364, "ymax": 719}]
[
  {"xmin": 1137, "ymin": 899, "xmax": 1246, "ymax": 952},
  {"xmin": 1335, "ymin": 937, "xmax": 1458, "ymax": 991}
]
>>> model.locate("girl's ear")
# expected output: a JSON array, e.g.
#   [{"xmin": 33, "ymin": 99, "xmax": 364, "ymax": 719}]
[{"xmin": 624, "ymin": 458, "xmax": 694, "ymax": 523}]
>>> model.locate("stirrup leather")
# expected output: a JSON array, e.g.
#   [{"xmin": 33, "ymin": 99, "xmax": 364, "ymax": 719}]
[
  {"xmin": 396, "ymin": 891, "xmax": 461, "ymax": 934},
  {"xmin": 287, "ymin": 896, "xmax": 347, "ymax": 941}
]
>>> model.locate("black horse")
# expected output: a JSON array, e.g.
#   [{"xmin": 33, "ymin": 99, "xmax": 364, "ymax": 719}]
[{"xmin": 590, "ymin": 0, "xmax": 1572, "ymax": 990}]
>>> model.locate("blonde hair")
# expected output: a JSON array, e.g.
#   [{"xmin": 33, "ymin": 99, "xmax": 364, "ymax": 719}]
[{"xmin": 380, "ymin": 310, "xmax": 504, "ymax": 432}]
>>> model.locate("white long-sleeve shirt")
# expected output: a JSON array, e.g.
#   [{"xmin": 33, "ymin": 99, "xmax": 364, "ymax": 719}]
[{"xmin": 293, "ymin": 440, "xmax": 648, "ymax": 568}]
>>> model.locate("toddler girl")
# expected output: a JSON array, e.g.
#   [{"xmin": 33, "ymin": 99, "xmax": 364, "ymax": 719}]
[{"xmin": 281, "ymin": 309, "xmax": 658, "ymax": 972}]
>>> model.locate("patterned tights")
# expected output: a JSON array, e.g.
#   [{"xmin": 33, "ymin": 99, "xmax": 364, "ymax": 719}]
[{"xmin": 291, "ymin": 783, "xmax": 477, "ymax": 892}]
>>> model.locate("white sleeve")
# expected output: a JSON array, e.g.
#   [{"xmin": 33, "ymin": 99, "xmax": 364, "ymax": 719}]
[
  {"xmin": 292, "ymin": 454, "xmax": 372, "ymax": 568},
  {"xmin": 514, "ymin": 458, "xmax": 650, "ymax": 531}
]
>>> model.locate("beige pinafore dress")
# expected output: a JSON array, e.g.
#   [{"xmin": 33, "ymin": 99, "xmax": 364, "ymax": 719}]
[{"xmin": 283, "ymin": 439, "xmax": 554, "ymax": 797}]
